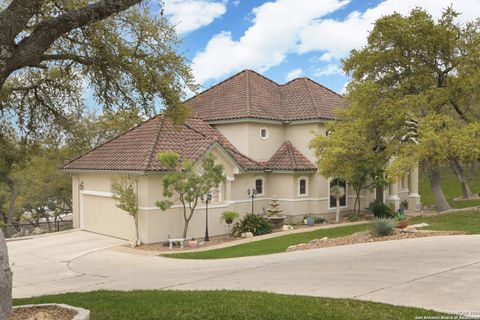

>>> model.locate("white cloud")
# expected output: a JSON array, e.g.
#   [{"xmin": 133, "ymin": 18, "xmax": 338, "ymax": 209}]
[
  {"xmin": 191, "ymin": 0, "xmax": 349, "ymax": 83},
  {"xmin": 298, "ymin": 0, "xmax": 480, "ymax": 59},
  {"xmin": 315, "ymin": 64, "xmax": 343, "ymax": 77},
  {"xmin": 164, "ymin": 0, "xmax": 227, "ymax": 34},
  {"xmin": 285, "ymin": 68, "xmax": 303, "ymax": 81}
]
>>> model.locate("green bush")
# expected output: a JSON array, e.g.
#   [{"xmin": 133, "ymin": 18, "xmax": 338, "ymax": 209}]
[
  {"xmin": 314, "ymin": 216, "xmax": 327, "ymax": 224},
  {"xmin": 368, "ymin": 200, "xmax": 394, "ymax": 218},
  {"xmin": 232, "ymin": 213, "xmax": 272, "ymax": 236},
  {"xmin": 370, "ymin": 218, "xmax": 395, "ymax": 237}
]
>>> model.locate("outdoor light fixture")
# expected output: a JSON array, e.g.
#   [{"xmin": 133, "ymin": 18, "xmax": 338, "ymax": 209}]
[
  {"xmin": 201, "ymin": 193, "xmax": 213, "ymax": 241},
  {"xmin": 247, "ymin": 188, "xmax": 258, "ymax": 215}
]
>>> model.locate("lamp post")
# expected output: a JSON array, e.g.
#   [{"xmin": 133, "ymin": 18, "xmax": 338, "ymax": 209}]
[
  {"xmin": 247, "ymin": 188, "xmax": 257, "ymax": 215},
  {"xmin": 202, "ymin": 193, "xmax": 212, "ymax": 241}
]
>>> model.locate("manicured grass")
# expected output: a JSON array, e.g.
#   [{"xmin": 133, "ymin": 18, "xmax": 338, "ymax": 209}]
[
  {"xmin": 410, "ymin": 210, "xmax": 480, "ymax": 234},
  {"xmin": 13, "ymin": 290, "xmax": 446, "ymax": 320},
  {"xmin": 419, "ymin": 165, "xmax": 480, "ymax": 209},
  {"xmin": 162, "ymin": 223, "xmax": 369, "ymax": 259}
]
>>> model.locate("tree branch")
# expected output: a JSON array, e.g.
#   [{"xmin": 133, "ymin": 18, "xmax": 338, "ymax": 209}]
[
  {"xmin": 3, "ymin": 0, "xmax": 142, "ymax": 78},
  {"xmin": 0, "ymin": 0, "xmax": 45, "ymax": 45},
  {"xmin": 41, "ymin": 53, "xmax": 93, "ymax": 65}
]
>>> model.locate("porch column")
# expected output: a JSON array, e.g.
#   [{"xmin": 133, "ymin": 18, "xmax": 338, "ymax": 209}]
[
  {"xmin": 402, "ymin": 175, "xmax": 409, "ymax": 191},
  {"xmin": 387, "ymin": 180, "xmax": 400, "ymax": 210},
  {"xmin": 225, "ymin": 176, "xmax": 234, "ymax": 201},
  {"xmin": 408, "ymin": 166, "xmax": 421, "ymax": 211}
]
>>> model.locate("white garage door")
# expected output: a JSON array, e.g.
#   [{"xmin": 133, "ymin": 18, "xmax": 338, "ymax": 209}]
[{"xmin": 81, "ymin": 194, "xmax": 135, "ymax": 240}]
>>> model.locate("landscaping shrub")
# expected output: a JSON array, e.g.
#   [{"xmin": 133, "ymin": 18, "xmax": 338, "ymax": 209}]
[
  {"xmin": 368, "ymin": 200, "xmax": 394, "ymax": 218},
  {"xmin": 370, "ymin": 218, "xmax": 395, "ymax": 237},
  {"xmin": 232, "ymin": 213, "xmax": 272, "ymax": 236},
  {"xmin": 314, "ymin": 216, "xmax": 327, "ymax": 224}
]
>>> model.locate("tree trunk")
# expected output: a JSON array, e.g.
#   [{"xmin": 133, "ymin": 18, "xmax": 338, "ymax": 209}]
[
  {"xmin": 134, "ymin": 214, "xmax": 139, "ymax": 246},
  {"xmin": 450, "ymin": 158, "xmax": 473, "ymax": 199},
  {"xmin": 426, "ymin": 163, "xmax": 451, "ymax": 212},
  {"xmin": 0, "ymin": 229, "xmax": 12, "ymax": 319},
  {"xmin": 182, "ymin": 220, "xmax": 190, "ymax": 239},
  {"xmin": 335, "ymin": 198, "xmax": 340, "ymax": 223}
]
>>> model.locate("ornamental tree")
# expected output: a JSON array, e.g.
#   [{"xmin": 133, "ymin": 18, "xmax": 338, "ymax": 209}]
[
  {"xmin": 310, "ymin": 106, "xmax": 389, "ymax": 217},
  {"xmin": 343, "ymin": 7, "xmax": 480, "ymax": 210},
  {"xmin": 156, "ymin": 151, "xmax": 225, "ymax": 239},
  {"xmin": 112, "ymin": 176, "xmax": 140, "ymax": 246}
]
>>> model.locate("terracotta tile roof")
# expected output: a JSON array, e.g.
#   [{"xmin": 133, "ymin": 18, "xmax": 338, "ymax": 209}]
[
  {"xmin": 187, "ymin": 70, "xmax": 345, "ymax": 121},
  {"xmin": 62, "ymin": 115, "xmax": 262, "ymax": 172},
  {"xmin": 266, "ymin": 141, "xmax": 317, "ymax": 171}
]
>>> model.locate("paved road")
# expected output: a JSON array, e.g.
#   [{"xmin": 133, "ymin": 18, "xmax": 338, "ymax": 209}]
[{"xmin": 7, "ymin": 230, "xmax": 480, "ymax": 314}]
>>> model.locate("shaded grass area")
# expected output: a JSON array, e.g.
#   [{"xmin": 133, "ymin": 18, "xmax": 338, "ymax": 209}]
[
  {"xmin": 419, "ymin": 165, "xmax": 480, "ymax": 209},
  {"xmin": 13, "ymin": 290, "xmax": 446, "ymax": 320},
  {"xmin": 162, "ymin": 223, "xmax": 368, "ymax": 259},
  {"xmin": 410, "ymin": 210, "xmax": 480, "ymax": 234}
]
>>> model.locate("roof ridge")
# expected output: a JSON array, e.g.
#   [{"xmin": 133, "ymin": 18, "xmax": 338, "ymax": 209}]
[
  {"xmin": 145, "ymin": 116, "xmax": 166, "ymax": 170},
  {"xmin": 246, "ymin": 70, "xmax": 252, "ymax": 117},
  {"xmin": 303, "ymin": 77, "xmax": 343, "ymax": 98},
  {"xmin": 285, "ymin": 141, "xmax": 297, "ymax": 167},
  {"xmin": 302, "ymin": 78, "xmax": 320, "ymax": 118}
]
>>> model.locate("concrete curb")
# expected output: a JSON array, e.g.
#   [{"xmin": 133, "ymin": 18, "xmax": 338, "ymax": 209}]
[
  {"xmin": 13, "ymin": 303, "xmax": 90, "ymax": 320},
  {"xmin": 5, "ymin": 229, "xmax": 77, "ymax": 242}
]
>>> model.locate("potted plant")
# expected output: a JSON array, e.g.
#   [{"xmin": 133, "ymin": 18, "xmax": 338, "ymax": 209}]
[
  {"xmin": 221, "ymin": 211, "xmax": 239, "ymax": 225},
  {"xmin": 395, "ymin": 210, "xmax": 409, "ymax": 228},
  {"xmin": 188, "ymin": 237, "xmax": 198, "ymax": 248}
]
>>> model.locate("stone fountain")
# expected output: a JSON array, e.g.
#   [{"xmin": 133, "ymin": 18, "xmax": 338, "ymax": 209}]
[{"xmin": 265, "ymin": 197, "xmax": 286, "ymax": 227}]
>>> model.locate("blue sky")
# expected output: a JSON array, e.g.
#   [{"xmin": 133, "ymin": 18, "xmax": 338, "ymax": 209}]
[
  {"xmin": 162, "ymin": 0, "xmax": 479, "ymax": 95},
  {"xmin": 85, "ymin": 0, "xmax": 480, "ymax": 109}
]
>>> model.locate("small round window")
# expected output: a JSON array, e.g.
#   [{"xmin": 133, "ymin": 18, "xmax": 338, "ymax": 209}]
[{"xmin": 260, "ymin": 127, "xmax": 268, "ymax": 139}]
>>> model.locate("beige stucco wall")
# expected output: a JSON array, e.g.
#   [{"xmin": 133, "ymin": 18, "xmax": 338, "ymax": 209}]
[{"xmin": 69, "ymin": 121, "xmax": 419, "ymax": 243}]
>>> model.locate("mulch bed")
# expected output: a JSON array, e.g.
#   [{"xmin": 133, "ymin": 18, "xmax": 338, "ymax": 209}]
[
  {"xmin": 287, "ymin": 229, "xmax": 465, "ymax": 252},
  {"xmin": 9, "ymin": 305, "xmax": 77, "ymax": 320}
]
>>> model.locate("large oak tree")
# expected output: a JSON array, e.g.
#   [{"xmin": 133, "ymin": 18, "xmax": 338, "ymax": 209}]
[{"xmin": 0, "ymin": 1, "xmax": 196, "ymax": 318}]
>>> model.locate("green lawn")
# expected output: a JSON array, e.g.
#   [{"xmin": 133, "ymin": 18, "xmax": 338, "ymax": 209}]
[
  {"xmin": 162, "ymin": 223, "xmax": 369, "ymax": 259},
  {"xmin": 165, "ymin": 210, "xmax": 480, "ymax": 260},
  {"xmin": 419, "ymin": 165, "xmax": 480, "ymax": 209},
  {"xmin": 410, "ymin": 210, "xmax": 480, "ymax": 234},
  {"xmin": 13, "ymin": 290, "xmax": 446, "ymax": 320}
]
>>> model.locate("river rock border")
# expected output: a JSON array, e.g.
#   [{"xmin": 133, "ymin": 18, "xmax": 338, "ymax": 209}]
[{"xmin": 13, "ymin": 303, "xmax": 90, "ymax": 320}]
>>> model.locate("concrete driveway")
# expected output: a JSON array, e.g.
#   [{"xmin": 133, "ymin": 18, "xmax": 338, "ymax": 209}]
[{"xmin": 7, "ymin": 230, "xmax": 480, "ymax": 314}]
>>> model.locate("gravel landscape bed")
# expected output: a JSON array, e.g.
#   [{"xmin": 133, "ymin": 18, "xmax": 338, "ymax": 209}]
[
  {"xmin": 287, "ymin": 229, "xmax": 464, "ymax": 252},
  {"xmin": 9, "ymin": 305, "xmax": 77, "ymax": 320}
]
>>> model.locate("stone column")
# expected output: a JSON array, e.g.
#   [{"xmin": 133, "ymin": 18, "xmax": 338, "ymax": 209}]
[
  {"xmin": 402, "ymin": 175, "xmax": 409, "ymax": 192},
  {"xmin": 387, "ymin": 180, "xmax": 400, "ymax": 210},
  {"xmin": 408, "ymin": 166, "xmax": 421, "ymax": 211}
]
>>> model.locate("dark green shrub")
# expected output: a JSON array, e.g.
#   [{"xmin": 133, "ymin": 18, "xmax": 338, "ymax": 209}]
[
  {"xmin": 368, "ymin": 200, "xmax": 394, "ymax": 218},
  {"xmin": 314, "ymin": 216, "xmax": 327, "ymax": 224},
  {"xmin": 232, "ymin": 213, "xmax": 272, "ymax": 236},
  {"xmin": 370, "ymin": 218, "xmax": 395, "ymax": 237}
]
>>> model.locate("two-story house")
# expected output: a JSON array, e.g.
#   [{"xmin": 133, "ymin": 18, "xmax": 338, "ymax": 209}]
[{"xmin": 63, "ymin": 70, "xmax": 420, "ymax": 243}]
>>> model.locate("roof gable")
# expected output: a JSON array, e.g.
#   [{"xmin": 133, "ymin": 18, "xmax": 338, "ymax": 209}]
[
  {"xmin": 187, "ymin": 70, "xmax": 345, "ymax": 122},
  {"xmin": 266, "ymin": 141, "xmax": 316, "ymax": 171}
]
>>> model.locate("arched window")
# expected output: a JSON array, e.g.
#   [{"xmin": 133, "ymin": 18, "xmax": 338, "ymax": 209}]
[
  {"xmin": 260, "ymin": 127, "xmax": 268, "ymax": 140},
  {"xmin": 298, "ymin": 177, "xmax": 308, "ymax": 196},
  {"xmin": 254, "ymin": 177, "xmax": 265, "ymax": 196}
]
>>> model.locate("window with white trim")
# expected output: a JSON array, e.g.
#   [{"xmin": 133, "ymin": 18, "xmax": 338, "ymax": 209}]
[
  {"xmin": 254, "ymin": 177, "xmax": 265, "ymax": 195},
  {"xmin": 260, "ymin": 127, "xmax": 268, "ymax": 139},
  {"xmin": 298, "ymin": 177, "xmax": 308, "ymax": 196}
]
